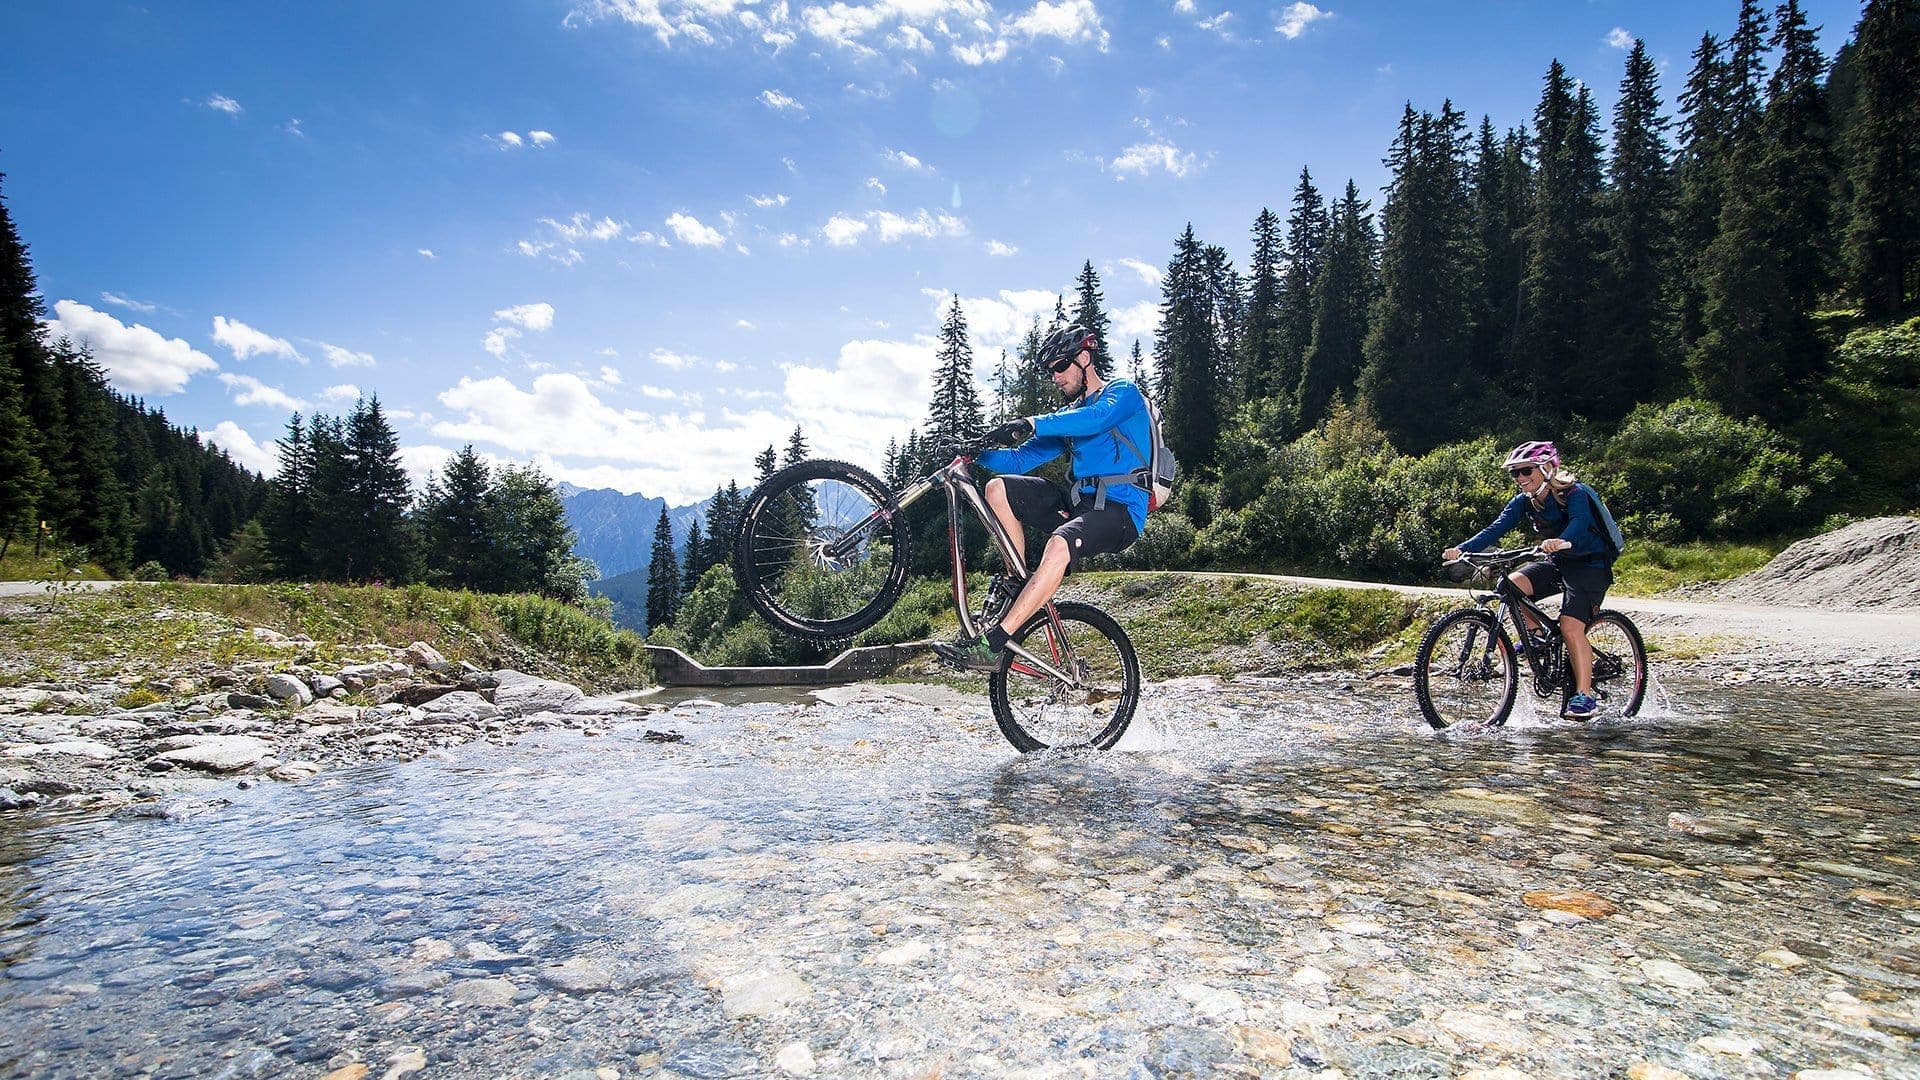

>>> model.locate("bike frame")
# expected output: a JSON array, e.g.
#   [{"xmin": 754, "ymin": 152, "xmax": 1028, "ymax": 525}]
[
  {"xmin": 1458, "ymin": 552, "xmax": 1566, "ymax": 694},
  {"xmin": 855, "ymin": 455, "xmax": 1087, "ymax": 687}
]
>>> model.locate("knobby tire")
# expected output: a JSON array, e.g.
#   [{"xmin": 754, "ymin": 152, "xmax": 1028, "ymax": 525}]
[
  {"xmin": 733, "ymin": 459, "xmax": 912, "ymax": 643},
  {"xmin": 989, "ymin": 601, "xmax": 1140, "ymax": 752}
]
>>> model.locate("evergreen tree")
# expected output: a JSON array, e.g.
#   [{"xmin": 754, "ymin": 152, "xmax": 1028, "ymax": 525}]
[
  {"xmin": 1844, "ymin": 0, "xmax": 1920, "ymax": 317},
  {"xmin": 1358, "ymin": 102, "xmax": 1480, "ymax": 451},
  {"xmin": 681, "ymin": 517, "xmax": 706, "ymax": 595},
  {"xmin": 1154, "ymin": 225, "xmax": 1223, "ymax": 470},
  {"xmin": 0, "ymin": 341, "xmax": 48, "ymax": 558},
  {"xmin": 487, "ymin": 465, "xmax": 592, "ymax": 601},
  {"xmin": 783, "ymin": 424, "xmax": 810, "ymax": 467},
  {"xmin": 1241, "ymin": 207, "xmax": 1286, "ymax": 402},
  {"xmin": 1515, "ymin": 63, "xmax": 1606, "ymax": 419},
  {"xmin": 46, "ymin": 340, "xmax": 132, "ymax": 572},
  {"xmin": 1298, "ymin": 181, "xmax": 1380, "ymax": 429},
  {"xmin": 1070, "ymin": 262, "xmax": 1115, "ymax": 377},
  {"xmin": 263, "ymin": 414, "xmax": 313, "ymax": 578},
  {"xmin": 1690, "ymin": 0, "xmax": 1835, "ymax": 423},
  {"xmin": 645, "ymin": 505, "xmax": 679, "ymax": 632},
  {"xmin": 1275, "ymin": 169, "xmax": 1329, "ymax": 414},
  {"xmin": 1128, "ymin": 340, "xmax": 1149, "ymax": 389},
  {"xmin": 754, "ymin": 444, "xmax": 778, "ymax": 484},
  {"xmin": 924, "ymin": 296, "xmax": 985, "ymax": 449},
  {"xmin": 1469, "ymin": 118, "xmax": 1531, "ymax": 383},
  {"xmin": 1595, "ymin": 39, "xmax": 1680, "ymax": 417},
  {"xmin": 419, "ymin": 445, "xmax": 492, "ymax": 589},
  {"xmin": 1675, "ymin": 33, "xmax": 1734, "ymax": 352},
  {"xmin": 1203, "ymin": 243, "xmax": 1246, "ymax": 414},
  {"xmin": 342, "ymin": 397, "xmax": 414, "ymax": 582},
  {"xmin": 1727, "ymin": 0, "xmax": 1773, "ymax": 142}
]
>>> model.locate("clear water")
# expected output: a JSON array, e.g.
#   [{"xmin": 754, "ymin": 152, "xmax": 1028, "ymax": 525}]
[{"xmin": 2, "ymin": 675, "xmax": 1917, "ymax": 1078}]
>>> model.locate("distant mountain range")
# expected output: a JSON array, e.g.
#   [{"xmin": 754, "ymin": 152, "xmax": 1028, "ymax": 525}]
[{"xmin": 558, "ymin": 483, "xmax": 712, "ymax": 634}]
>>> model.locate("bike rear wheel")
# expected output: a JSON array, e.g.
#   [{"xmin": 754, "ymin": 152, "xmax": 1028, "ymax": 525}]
[
  {"xmin": 1414, "ymin": 609, "xmax": 1518, "ymax": 730},
  {"xmin": 1580, "ymin": 610, "xmax": 1648, "ymax": 719},
  {"xmin": 989, "ymin": 601, "xmax": 1139, "ymax": 752},
  {"xmin": 733, "ymin": 459, "xmax": 911, "ymax": 643}
]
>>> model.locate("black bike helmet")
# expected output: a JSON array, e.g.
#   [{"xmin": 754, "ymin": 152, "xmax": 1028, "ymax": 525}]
[{"xmin": 1037, "ymin": 324, "xmax": 1096, "ymax": 371}]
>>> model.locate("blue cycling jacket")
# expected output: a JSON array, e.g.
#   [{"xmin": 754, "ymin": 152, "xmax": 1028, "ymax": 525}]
[
  {"xmin": 977, "ymin": 378, "xmax": 1152, "ymax": 533},
  {"xmin": 1458, "ymin": 487, "xmax": 1614, "ymax": 566}
]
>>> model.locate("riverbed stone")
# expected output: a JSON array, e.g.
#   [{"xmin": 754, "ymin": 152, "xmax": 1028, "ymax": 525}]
[
  {"xmin": 3, "ymin": 739, "xmax": 118, "ymax": 760},
  {"xmin": 721, "ymin": 969, "xmax": 813, "ymax": 1017},
  {"xmin": 149, "ymin": 735, "xmax": 271, "ymax": 772},
  {"xmin": 448, "ymin": 978, "xmax": 516, "ymax": 1006},
  {"xmin": 539, "ymin": 958, "xmax": 615, "ymax": 993},
  {"xmin": 262, "ymin": 674, "xmax": 313, "ymax": 705},
  {"xmin": 1641, "ymin": 959, "xmax": 1709, "ymax": 990},
  {"xmin": 492, "ymin": 670, "xmax": 585, "ymax": 716},
  {"xmin": 1522, "ymin": 889, "xmax": 1618, "ymax": 918}
]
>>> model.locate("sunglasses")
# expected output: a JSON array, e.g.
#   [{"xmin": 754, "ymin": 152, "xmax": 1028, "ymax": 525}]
[
  {"xmin": 1047, "ymin": 356, "xmax": 1079, "ymax": 375},
  {"xmin": 1509, "ymin": 466, "xmax": 1537, "ymax": 478}
]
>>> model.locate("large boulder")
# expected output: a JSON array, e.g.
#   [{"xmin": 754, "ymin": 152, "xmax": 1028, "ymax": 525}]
[
  {"xmin": 491, "ymin": 670, "xmax": 586, "ymax": 716},
  {"xmin": 1706, "ymin": 516, "xmax": 1920, "ymax": 609},
  {"xmin": 148, "ymin": 735, "xmax": 271, "ymax": 772}
]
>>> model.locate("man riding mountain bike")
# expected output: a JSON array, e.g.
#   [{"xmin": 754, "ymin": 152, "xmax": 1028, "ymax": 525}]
[{"xmin": 932, "ymin": 325, "xmax": 1152, "ymax": 671}]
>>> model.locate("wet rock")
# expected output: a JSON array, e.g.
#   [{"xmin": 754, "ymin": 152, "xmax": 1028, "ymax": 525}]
[
  {"xmin": 2, "ymin": 739, "xmax": 118, "ymax": 760},
  {"xmin": 1692, "ymin": 1033, "xmax": 1761, "ymax": 1056},
  {"xmin": 448, "ymin": 978, "xmax": 516, "ymax": 1006},
  {"xmin": 1437, "ymin": 1010, "xmax": 1533, "ymax": 1053},
  {"xmin": 1757, "ymin": 948, "xmax": 1806, "ymax": 969},
  {"xmin": 721, "ymin": 970, "xmax": 812, "ymax": 1017},
  {"xmin": 774, "ymin": 1042, "xmax": 815, "ymax": 1076},
  {"xmin": 416, "ymin": 691, "xmax": 500, "ymax": 721},
  {"xmin": 492, "ymin": 671, "xmax": 586, "ymax": 716},
  {"xmin": 1626, "ymin": 1065, "xmax": 1690, "ymax": 1080},
  {"xmin": 1667, "ymin": 812, "xmax": 1761, "ymax": 843},
  {"xmin": 1522, "ymin": 889, "xmax": 1618, "ymax": 918},
  {"xmin": 1640, "ymin": 958, "xmax": 1709, "ymax": 991},
  {"xmin": 380, "ymin": 971, "xmax": 451, "ymax": 997},
  {"xmin": 149, "ymin": 735, "xmax": 271, "ymax": 772},
  {"xmin": 538, "ymin": 958, "xmax": 615, "ymax": 993}
]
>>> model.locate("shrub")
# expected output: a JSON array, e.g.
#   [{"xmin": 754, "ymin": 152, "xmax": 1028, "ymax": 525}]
[
  {"xmin": 132, "ymin": 561, "xmax": 170, "ymax": 582},
  {"xmin": 1807, "ymin": 316, "xmax": 1920, "ymax": 512},
  {"xmin": 1597, "ymin": 398, "xmax": 1838, "ymax": 539}
]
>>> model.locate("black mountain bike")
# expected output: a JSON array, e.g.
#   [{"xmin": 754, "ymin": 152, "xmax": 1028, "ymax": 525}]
[
  {"xmin": 1414, "ymin": 548, "xmax": 1648, "ymax": 730},
  {"xmin": 732, "ymin": 452, "xmax": 1140, "ymax": 752}
]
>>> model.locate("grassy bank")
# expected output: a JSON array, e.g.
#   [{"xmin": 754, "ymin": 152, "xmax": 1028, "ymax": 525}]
[
  {"xmin": 1608, "ymin": 538, "xmax": 1789, "ymax": 596},
  {"xmin": 0, "ymin": 582, "xmax": 651, "ymax": 694}
]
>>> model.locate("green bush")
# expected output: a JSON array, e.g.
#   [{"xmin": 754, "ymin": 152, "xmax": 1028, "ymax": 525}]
[
  {"xmin": 132, "ymin": 561, "xmax": 170, "ymax": 582},
  {"xmin": 1597, "ymin": 398, "xmax": 1839, "ymax": 540},
  {"xmin": 1807, "ymin": 316, "xmax": 1920, "ymax": 512}
]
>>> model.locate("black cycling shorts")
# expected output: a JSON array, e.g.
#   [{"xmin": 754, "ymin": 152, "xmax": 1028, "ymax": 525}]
[
  {"xmin": 1517, "ymin": 559, "xmax": 1613, "ymax": 625},
  {"xmin": 997, "ymin": 474, "xmax": 1139, "ymax": 571}
]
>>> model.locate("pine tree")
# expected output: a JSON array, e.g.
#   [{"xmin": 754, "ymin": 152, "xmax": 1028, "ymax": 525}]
[
  {"xmin": 1690, "ymin": 0, "xmax": 1835, "ymax": 422},
  {"xmin": 645, "ymin": 506, "xmax": 679, "ymax": 633},
  {"xmin": 1298, "ymin": 181, "xmax": 1379, "ymax": 429},
  {"xmin": 681, "ymin": 517, "xmax": 706, "ymax": 594},
  {"xmin": 924, "ymin": 296, "xmax": 985, "ymax": 449},
  {"xmin": 0, "ymin": 340, "xmax": 48, "ymax": 558},
  {"xmin": 1154, "ymin": 225, "xmax": 1223, "ymax": 470},
  {"xmin": 754, "ymin": 445, "xmax": 778, "ymax": 484},
  {"xmin": 1515, "ymin": 63, "xmax": 1606, "ymax": 419},
  {"xmin": 1070, "ymin": 262, "xmax": 1114, "ymax": 377},
  {"xmin": 1469, "ymin": 118, "xmax": 1531, "ymax": 383},
  {"xmin": 419, "ymin": 445, "xmax": 492, "ymax": 589},
  {"xmin": 1844, "ymin": 0, "xmax": 1920, "ymax": 317},
  {"xmin": 1358, "ymin": 102, "xmax": 1480, "ymax": 451},
  {"xmin": 263, "ymin": 414, "xmax": 312, "ymax": 578},
  {"xmin": 1675, "ymin": 33, "xmax": 1734, "ymax": 352},
  {"xmin": 342, "ymin": 397, "xmax": 414, "ymax": 582},
  {"xmin": 783, "ymin": 425, "xmax": 810, "ymax": 467},
  {"xmin": 1594, "ymin": 38, "xmax": 1679, "ymax": 417},
  {"xmin": 1203, "ymin": 244, "xmax": 1246, "ymax": 415},
  {"xmin": 1242, "ymin": 208, "xmax": 1286, "ymax": 403},
  {"xmin": 47, "ymin": 340, "xmax": 132, "ymax": 572},
  {"xmin": 1276, "ymin": 169, "xmax": 1329, "ymax": 413},
  {"xmin": 1128, "ymin": 340, "xmax": 1149, "ymax": 389},
  {"xmin": 1727, "ymin": 0, "xmax": 1773, "ymax": 142},
  {"xmin": 487, "ymin": 465, "xmax": 590, "ymax": 600}
]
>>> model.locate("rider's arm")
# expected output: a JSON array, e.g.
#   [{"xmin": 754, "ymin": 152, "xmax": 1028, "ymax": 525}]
[
  {"xmin": 1030, "ymin": 382, "xmax": 1145, "ymax": 439},
  {"xmin": 1455, "ymin": 494, "xmax": 1529, "ymax": 553},
  {"xmin": 977, "ymin": 435, "xmax": 1069, "ymax": 475}
]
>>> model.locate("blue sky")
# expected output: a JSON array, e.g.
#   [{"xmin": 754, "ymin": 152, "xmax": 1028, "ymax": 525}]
[{"xmin": 2, "ymin": 0, "xmax": 1868, "ymax": 504}]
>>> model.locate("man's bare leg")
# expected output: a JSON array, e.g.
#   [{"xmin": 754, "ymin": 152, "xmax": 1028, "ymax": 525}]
[{"xmin": 998, "ymin": 535, "xmax": 1071, "ymax": 638}]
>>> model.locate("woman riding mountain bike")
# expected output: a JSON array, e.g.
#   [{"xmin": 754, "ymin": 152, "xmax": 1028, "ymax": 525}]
[{"xmin": 1442, "ymin": 440, "xmax": 1621, "ymax": 721}]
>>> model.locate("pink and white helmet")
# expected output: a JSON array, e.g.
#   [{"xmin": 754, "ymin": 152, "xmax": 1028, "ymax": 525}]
[{"xmin": 1502, "ymin": 440, "xmax": 1559, "ymax": 472}]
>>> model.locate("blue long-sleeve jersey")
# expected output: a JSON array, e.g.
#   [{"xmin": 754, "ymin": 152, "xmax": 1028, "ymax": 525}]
[
  {"xmin": 1458, "ymin": 486, "xmax": 1615, "ymax": 566},
  {"xmin": 977, "ymin": 378, "xmax": 1152, "ymax": 532}
]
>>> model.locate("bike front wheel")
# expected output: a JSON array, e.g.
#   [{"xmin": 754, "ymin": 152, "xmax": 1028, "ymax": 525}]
[
  {"xmin": 733, "ymin": 459, "xmax": 911, "ymax": 643},
  {"xmin": 989, "ymin": 601, "xmax": 1139, "ymax": 752},
  {"xmin": 1414, "ymin": 609, "xmax": 1518, "ymax": 730},
  {"xmin": 1581, "ymin": 610, "xmax": 1648, "ymax": 719}
]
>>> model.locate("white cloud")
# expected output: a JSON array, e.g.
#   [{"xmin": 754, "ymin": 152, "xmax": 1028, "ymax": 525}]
[
  {"xmin": 1108, "ymin": 140, "xmax": 1199, "ymax": 179},
  {"xmin": 1110, "ymin": 300, "xmax": 1159, "ymax": 343},
  {"xmin": 212, "ymin": 315, "xmax": 304, "ymax": 363},
  {"xmin": 206, "ymin": 422, "xmax": 278, "ymax": 476},
  {"xmin": 714, "ymin": 359, "xmax": 739, "ymax": 373},
  {"xmin": 873, "ymin": 209, "xmax": 966, "ymax": 242},
  {"xmin": 1007, "ymin": 0, "xmax": 1109, "ymax": 49},
  {"xmin": 494, "ymin": 302, "xmax": 556, "ymax": 331},
  {"xmin": 205, "ymin": 93, "xmax": 243, "ymax": 115},
  {"xmin": 319, "ymin": 342, "xmax": 377, "ymax": 368},
  {"xmin": 1275, "ymin": 2, "xmax": 1329, "ymax": 39},
  {"xmin": 952, "ymin": 39, "xmax": 1009, "ymax": 65},
  {"xmin": 417, "ymin": 248, "xmax": 437, "ymax": 259},
  {"xmin": 936, "ymin": 288, "xmax": 1060, "ymax": 354},
  {"xmin": 218, "ymin": 372, "xmax": 306, "ymax": 411},
  {"xmin": 866, "ymin": 177, "xmax": 888, "ymax": 195},
  {"xmin": 1606, "ymin": 27, "xmax": 1634, "ymax": 49},
  {"xmin": 986, "ymin": 239, "xmax": 1018, "ymax": 256},
  {"xmin": 760, "ymin": 89, "xmax": 805, "ymax": 113},
  {"xmin": 321, "ymin": 383, "xmax": 362, "ymax": 402},
  {"xmin": 598, "ymin": 365, "xmax": 623, "ymax": 385},
  {"xmin": 736, "ymin": 319, "xmax": 757, "ymax": 330},
  {"xmin": 783, "ymin": 337, "xmax": 941, "ymax": 460},
  {"xmin": 484, "ymin": 328, "xmax": 520, "ymax": 358},
  {"xmin": 651, "ymin": 348, "xmax": 696, "ymax": 370},
  {"xmin": 493, "ymin": 131, "xmax": 525, "ymax": 149},
  {"xmin": 1116, "ymin": 257, "xmax": 1163, "ymax": 285},
  {"xmin": 283, "ymin": 118, "xmax": 306, "ymax": 138},
  {"xmin": 545, "ymin": 213, "xmax": 627, "ymax": 242},
  {"xmin": 822, "ymin": 214, "xmax": 870, "ymax": 246},
  {"xmin": 530, "ymin": 129, "xmax": 556, "ymax": 145},
  {"xmin": 100, "ymin": 291, "xmax": 157, "ymax": 313},
  {"xmin": 749, "ymin": 193, "xmax": 790, "ymax": 208},
  {"xmin": 41, "ymin": 300, "xmax": 218, "ymax": 396},
  {"xmin": 883, "ymin": 148, "xmax": 930, "ymax": 172},
  {"xmin": 1197, "ymin": 12, "xmax": 1233, "ymax": 36},
  {"xmin": 666, "ymin": 212, "xmax": 726, "ymax": 247}
]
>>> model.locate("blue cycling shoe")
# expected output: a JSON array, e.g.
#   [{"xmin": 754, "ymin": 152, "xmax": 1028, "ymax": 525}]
[{"xmin": 1563, "ymin": 693, "xmax": 1598, "ymax": 720}]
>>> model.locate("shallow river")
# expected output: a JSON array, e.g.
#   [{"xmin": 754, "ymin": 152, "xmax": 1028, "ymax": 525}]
[{"xmin": 2, "ymin": 674, "xmax": 1918, "ymax": 1079}]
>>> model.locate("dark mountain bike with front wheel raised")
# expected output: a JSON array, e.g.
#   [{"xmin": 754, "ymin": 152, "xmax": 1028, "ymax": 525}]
[
  {"xmin": 732, "ymin": 450, "xmax": 1140, "ymax": 752},
  {"xmin": 1414, "ymin": 548, "xmax": 1648, "ymax": 730}
]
